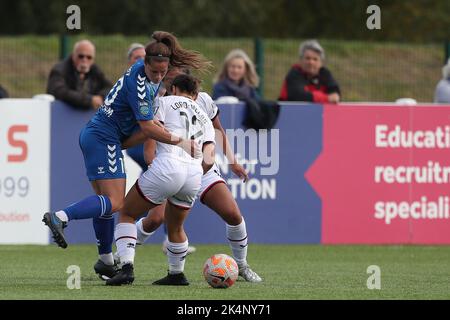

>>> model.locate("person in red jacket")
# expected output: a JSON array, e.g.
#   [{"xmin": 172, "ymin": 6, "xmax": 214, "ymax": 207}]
[{"xmin": 279, "ymin": 40, "xmax": 340, "ymax": 103}]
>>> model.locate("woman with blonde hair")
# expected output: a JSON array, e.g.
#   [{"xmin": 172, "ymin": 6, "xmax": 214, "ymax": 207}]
[{"xmin": 212, "ymin": 49, "xmax": 259, "ymax": 100}]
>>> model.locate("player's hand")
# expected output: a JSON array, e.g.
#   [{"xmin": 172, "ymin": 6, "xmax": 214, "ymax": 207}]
[
  {"xmin": 153, "ymin": 119, "xmax": 166, "ymax": 130},
  {"xmin": 231, "ymin": 163, "xmax": 249, "ymax": 182},
  {"xmin": 91, "ymin": 95, "xmax": 104, "ymax": 109},
  {"xmin": 178, "ymin": 139, "xmax": 202, "ymax": 159}
]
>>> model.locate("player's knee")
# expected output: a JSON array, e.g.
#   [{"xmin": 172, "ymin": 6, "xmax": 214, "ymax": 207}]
[
  {"xmin": 145, "ymin": 212, "xmax": 164, "ymax": 230},
  {"xmin": 221, "ymin": 206, "xmax": 242, "ymax": 226}
]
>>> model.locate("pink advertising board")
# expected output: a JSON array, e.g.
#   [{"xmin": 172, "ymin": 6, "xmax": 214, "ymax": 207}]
[{"xmin": 306, "ymin": 104, "xmax": 450, "ymax": 244}]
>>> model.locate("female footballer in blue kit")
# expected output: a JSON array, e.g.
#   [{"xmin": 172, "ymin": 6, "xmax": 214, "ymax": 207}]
[{"xmin": 42, "ymin": 31, "xmax": 211, "ymax": 280}]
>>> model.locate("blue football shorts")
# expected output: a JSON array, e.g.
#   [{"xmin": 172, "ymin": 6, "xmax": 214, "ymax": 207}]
[{"xmin": 79, "ymin": 123, "xmax": 126, "ymax": 181}]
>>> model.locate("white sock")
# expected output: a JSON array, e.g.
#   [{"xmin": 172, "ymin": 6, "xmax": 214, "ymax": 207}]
[
  {"xmin": 136, "ymin": 218, "xmax": 155, "ymax": 244},
  {"xmin": 167, "ymin": 240, "xmax": 188, "ymax": 275},
  {"xmin": 226, "ymin": 218, "xmax": 248, "ymax": 267},
  {"xmin": 114, "ymin": 223, "xmax": 137, "ymax": 266},
  {"xmin": 55, "ymin": 210, "xmax": 68, "ymax": 222},
  {"xmin": 163, "ymin": 234, "xmax": 169, "ymax": 249},
  {"xmin": 100, "ymin": 253, "xmax": 114, "ymax": 266}
]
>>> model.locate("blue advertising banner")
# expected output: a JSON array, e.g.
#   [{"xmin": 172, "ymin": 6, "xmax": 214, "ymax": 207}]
[
  {"xmin": 49, "ymin": 101, "xmax": 323, "ymax": 244},
  {"xmin": 50, "ymin": 101, "xmax": 97, "ymax": 244}
]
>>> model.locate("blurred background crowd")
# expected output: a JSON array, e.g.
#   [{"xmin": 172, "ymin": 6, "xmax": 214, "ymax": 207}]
[{"xmin": 0, "ymin": 0, "xmax": 449, "ymax": 104}]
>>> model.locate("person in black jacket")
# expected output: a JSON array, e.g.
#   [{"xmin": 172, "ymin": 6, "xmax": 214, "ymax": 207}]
[
  {"xmin": 47, "ymin": 40, "xmax": 112, "ymax": 110},
  {"xmin": 279, "ymin": 40, "xmax": 341, "ymax": 103},
  {"xmin": 0, "ymin": 84, "xmax": 8, "ymax": 98}
]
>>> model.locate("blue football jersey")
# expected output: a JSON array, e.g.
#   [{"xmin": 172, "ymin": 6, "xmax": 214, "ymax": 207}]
[{"xmin": 90, "ymin": 60, "xmax": 160, "ymax": 141}]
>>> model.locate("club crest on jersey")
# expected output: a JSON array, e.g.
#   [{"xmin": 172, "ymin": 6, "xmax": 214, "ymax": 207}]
[{"xmin": 140, "ymin": 105, "xmax": 150, "ymax": 115}]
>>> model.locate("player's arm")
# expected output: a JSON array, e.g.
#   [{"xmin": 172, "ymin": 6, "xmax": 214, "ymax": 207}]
[
  {"xmin": 121, "ymin": 120, "xmax": 165, "ymax": 149},
  {"xmin": 202, "ymin": 142, "xmax": 215, "ymax": 174},
  {"xmin": 138, "ymin": 119, "xmax": 191, "ymax": 146},
  {"xmin": 138, "ymin": 119, "xmax": 201, "ymax": 159},
  {"xmin": 143, "ymin": 138, "xmax": 156, "ymax": 165},
  {"xmin": 212, "ymin": 116, "xmax": 249, "ymax": 182}
]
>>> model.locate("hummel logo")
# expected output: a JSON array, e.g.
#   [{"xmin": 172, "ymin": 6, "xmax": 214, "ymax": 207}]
[
  {"xmin": 127, "ymin": 243, "xmax": 136, "ymax": 248},
  {"xmin": 109, "ymin": 166, "xmax": 117, "ymax": 173},
  {"xmin": 98, "ymin": 166, "xmax": 105, "ymax": 174}
]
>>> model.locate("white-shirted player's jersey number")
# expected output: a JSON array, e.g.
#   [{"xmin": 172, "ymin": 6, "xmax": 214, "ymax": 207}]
[{"xmin": 179, "ymin": 111, "xmax": 204, "ymax": 145}]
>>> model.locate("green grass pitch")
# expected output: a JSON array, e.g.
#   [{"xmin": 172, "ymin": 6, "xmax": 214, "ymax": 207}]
[{"xmin": 1, "ymin": 244, "xmax": 449, "ymax": 300}]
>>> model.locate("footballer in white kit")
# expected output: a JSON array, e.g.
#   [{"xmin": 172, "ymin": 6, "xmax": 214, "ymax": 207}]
[
  {"xmin": 137, "ymin": 93, "xmax": 216, "ymax": 209},
  {"xmin": 107, "ymin": 74, "xmax": 216, "ymax": 286},
  {"xmin": 127, "ymin": 69, "xmax": 263, "ymax": 284},
  {"xmin": 195, "ymin": 91, "xmax": 227, "ymax": 200}
]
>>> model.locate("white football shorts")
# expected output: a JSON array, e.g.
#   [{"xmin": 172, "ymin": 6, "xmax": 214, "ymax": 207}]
[
  {"xmin": 198, "ymin": 163, "xmax": 227, "ymax": 203},
  {"xmin": 136, "ymin": 155, "xmax": 203, "ymax": 209}
]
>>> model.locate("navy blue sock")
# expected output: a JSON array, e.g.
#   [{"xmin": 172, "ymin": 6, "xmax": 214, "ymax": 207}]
[
  {"xmin": 93, "ymin": 216, "xmax": 115, "ymax": 255},
  {"xmin": 64, "ymin": 195, "xmax": 112, "ymax": 221}
]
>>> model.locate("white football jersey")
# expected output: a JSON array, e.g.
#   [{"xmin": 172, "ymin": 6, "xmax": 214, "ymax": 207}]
[
  {"xmin": 196, "ymin": 92, "xmax": 219, "ymax": 120},
  {"xmin": 153, "ymin": 95, "xmax": 215, "ymax": 162}
]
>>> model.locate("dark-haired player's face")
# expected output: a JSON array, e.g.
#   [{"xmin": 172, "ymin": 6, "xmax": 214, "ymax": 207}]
[
  {"xmin": 163, "ymin": 69, "xmax": 184, "ymax": 94},
  {"xmin": 144, "ymin": 60, "xmax": 169, "ymax": 84}
]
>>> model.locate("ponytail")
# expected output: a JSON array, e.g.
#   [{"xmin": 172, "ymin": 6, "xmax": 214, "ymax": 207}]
[{"xmin": 145, "ymin": 31, "xmax": 212, "ymax": 73}]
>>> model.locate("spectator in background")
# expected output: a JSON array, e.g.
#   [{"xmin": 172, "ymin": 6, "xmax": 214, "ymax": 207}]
[
  {"xmin": 0, "ymin": 84, "xmax": 8, "ymax": 98},
  {"xmin": 212, "ymin": 49, "xmax": 259, "ymax": 100},
  {"xmin": 434, "ymin": 58, "xmax": 450, "ymax": 103},
  {"xmin": 279, "ymin": 40, "xmax": 340, "ymax": 103},
  {"xmin": 47, "ymin": 40, "xmax": 112, "ymax": 111},
  {"xmin": 127, "ymin": 43, "xmax": 146, "ymax": 67}
]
